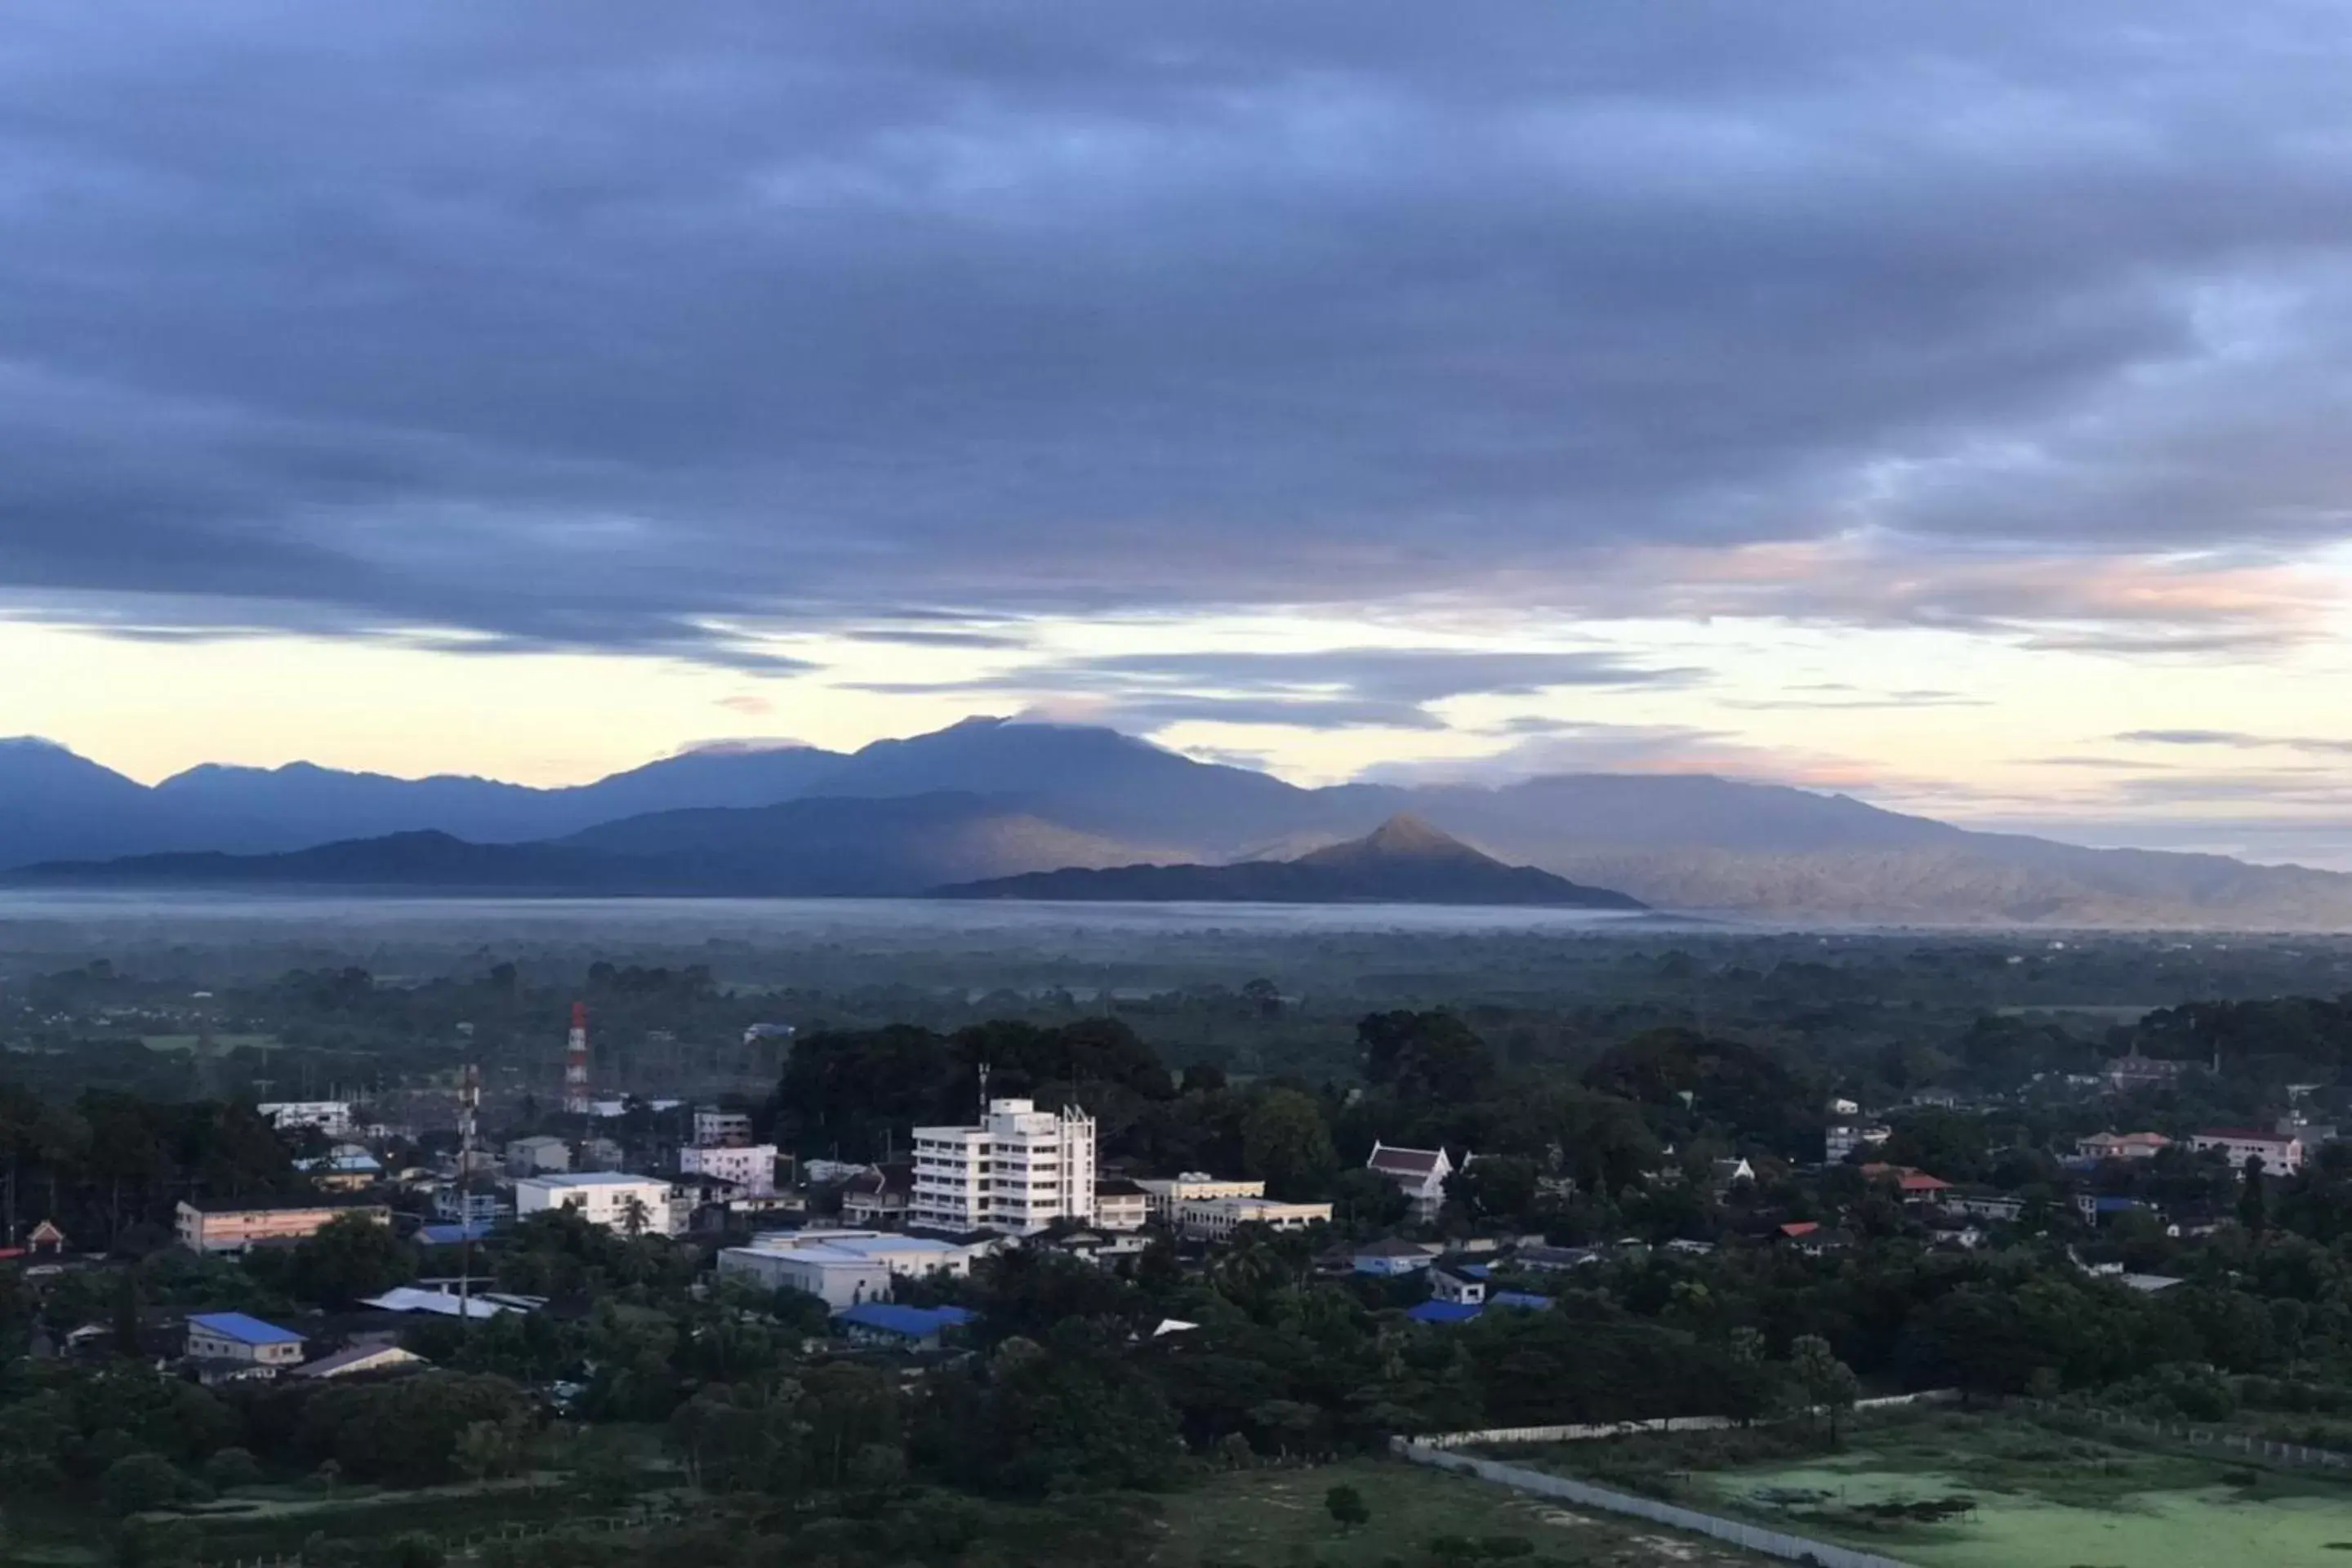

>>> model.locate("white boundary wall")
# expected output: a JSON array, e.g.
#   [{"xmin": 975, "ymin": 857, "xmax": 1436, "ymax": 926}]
[{"xmin": 1414, "ymin": 1390, "xmax": 1957, "ymax": 1451}]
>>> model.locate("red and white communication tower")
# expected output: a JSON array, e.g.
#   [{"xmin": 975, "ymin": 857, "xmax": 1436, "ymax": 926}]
[{"xmin": 563, "ymin": 1001, "xmax": 591, "ymax": 1115}]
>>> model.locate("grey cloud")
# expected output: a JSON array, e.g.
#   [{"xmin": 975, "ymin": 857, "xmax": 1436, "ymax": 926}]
[
  {"xmin": 7, "ymin": 3, "xmax": 2352, "ymax": 662},
  {"xmin": 844, "ymin": 628, "xmax": 1031, "ymax": 649},
  {"xmin": 2116, "ymin": 728, "xmax": 2352, "ymax": 754},
  {"xmin": 845, "ymin": 645, "xmax": 1689, "ymax": 728}
]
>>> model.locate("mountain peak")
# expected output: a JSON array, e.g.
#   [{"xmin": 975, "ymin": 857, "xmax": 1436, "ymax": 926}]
[
  {"xmin": 1297, "ymin": 813, "xmax": 1493, "ymax": 870},
  {"xmin": 1360, "ymin": 813, "xmax": 1466, "ymax": 857}
]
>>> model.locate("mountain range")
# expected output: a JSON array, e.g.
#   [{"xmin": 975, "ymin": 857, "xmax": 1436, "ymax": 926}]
[{"xmin": 6, "ymin": 718, "xmax": 2352, "ymax": 926}]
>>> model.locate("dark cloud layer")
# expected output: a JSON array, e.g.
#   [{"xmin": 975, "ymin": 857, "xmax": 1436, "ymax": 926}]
[{"xmin": 5, "ymin": 2, "xmax": 2352, "ymax": 670}]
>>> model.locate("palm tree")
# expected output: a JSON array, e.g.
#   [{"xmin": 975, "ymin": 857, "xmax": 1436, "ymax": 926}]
[{"xmin": 621, "ymin": 1194, "xmax": 650, "ymax": 1238}]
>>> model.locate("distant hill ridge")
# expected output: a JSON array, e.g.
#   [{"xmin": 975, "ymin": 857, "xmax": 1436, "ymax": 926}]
[
  {"xmin": 7, "ymin": 718, "xmax": 2352, "ymax": 926},
  {"xmin": 932, "ymin": 813, "xmax": 1645, "ymax": 908}
]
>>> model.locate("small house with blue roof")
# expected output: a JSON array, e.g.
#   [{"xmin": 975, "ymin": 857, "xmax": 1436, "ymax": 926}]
[{"xmin": 185, "ymin": 1311, "xmax": 305, "ymax": 1370}]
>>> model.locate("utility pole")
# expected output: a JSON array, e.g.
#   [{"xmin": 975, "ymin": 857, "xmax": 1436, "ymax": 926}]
[{"xmin": 457, "ymin": 1062, "xmax": 480, "ymax": 1336}]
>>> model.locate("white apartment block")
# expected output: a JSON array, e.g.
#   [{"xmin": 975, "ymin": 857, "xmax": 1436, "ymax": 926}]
[
  {"xmin": 680, "ymin": 1143, "xmax": 777, "ymax": 1196},
  {"xmin": 257, "ymin": 1101, "xmax": 354, "ymax": 1138},
  {"xmin": 694, "ymin": 1108, "xmax": 755, "ymax": 1147},
  {"xmin": 1176, "ymin": 1195, "xmax": 1333, "ymax": 1241},
  {"xmin": 1134, "ymin": 1173, "xmax": 1265, "ymax": 1223},
  {"xmin": 515, "ymin": 1172, "xmax": 677, "ymax": 1235},
  {"xmin": 911, "ymin": 1098, "xmax": 1096, "ymax": 1235}
]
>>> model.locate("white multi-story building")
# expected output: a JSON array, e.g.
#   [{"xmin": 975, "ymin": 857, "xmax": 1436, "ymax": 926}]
[
  {"xmin": 2192, "ymin": 1129, "xmax": 2303, "ymax": 1178},
  {"xmin": 1175, "ymin": 1195, "xmax": 1333, "ymax": 1241},
  {"xmin": 693, "ymin": 1108, "xmax": 755, "ymax": 1147},
  {"xmin": 1826, "ymin": 1124, "xmax": 1891, "ymax": 1164},
  {"xmin": 1134, "ymin": 1174, "xmax": 1264, "ymax": 1223},
  {"xmin": 257, "ymin": 1101, "xmax": 354, "ymax": 1138},
  {"xmin": 515, "ymin": 1172, "xmax": 677, "ymax": 1235},
  {"xmin": 911, "ymin": 1098, "xmax": 1096, "ymax": 1234},
  {"xmin": 680, "ymin": 1143, "xmax": 777, "ymax": 1196}
]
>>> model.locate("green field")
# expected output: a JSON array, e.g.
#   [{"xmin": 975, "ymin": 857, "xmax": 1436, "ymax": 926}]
[
  {"xmin": 1528, "ymin": 1411, "xmax": 2352, "ymax": 1568},
  {"xmin": 1152, "ymin": 1457, "xmax": 1768, "ymax": 1566}
]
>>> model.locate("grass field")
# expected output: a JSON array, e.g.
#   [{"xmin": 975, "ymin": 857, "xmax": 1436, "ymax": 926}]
[
  {"xmin": 1152, "ymin": 1457, "xmax": 1768, "ymax": 1566},
  {"xmin": 1521, "ymin": 1410, "xmax": 2352, "ymax": 1568}
]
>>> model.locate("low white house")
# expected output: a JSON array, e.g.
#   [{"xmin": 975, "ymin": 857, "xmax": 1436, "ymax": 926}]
[{"xmin": 516, "ymin": 1172, "xmax": 676, "ymax": 1235}]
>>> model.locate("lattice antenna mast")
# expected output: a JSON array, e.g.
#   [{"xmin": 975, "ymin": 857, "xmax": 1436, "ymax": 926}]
[{"xmin": 564, "ymin": 1002, "xmax": 591, "ymax": 1116}]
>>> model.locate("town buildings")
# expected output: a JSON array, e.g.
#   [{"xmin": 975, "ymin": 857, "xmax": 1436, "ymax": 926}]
[
  {"xmin": 679, "ymin": 1143, "xmax": 779, "ymax": 1196},
  {"xmin": 1826, "ymin": 1123, "xmax": 1891, "ymax": 1164},
  {"xmin": 2192, "ymin": 1128, "xmax": 2303, "ymax": 1177},
  {"xmin": 176, "ymin": 1197, "xmax": 390, "ymax": 1254},
  {"xmin": 515, "ymin": 1172, "xmax": 677, "ymax": 1235},
  {"xmin": 1134, "ymin": 1174, "xmax": 1263, "ymax": 1223},
  {"xmin": 1093, "ymin": 1177, "xmax": 1150, "ymax": 1232},
  {"xmin": 693, "ymin": 1107, "xmax": 755, "ymax": 1147},
  {"xmin": 839, "ymin": 1166, "xmax": 912, "ymax": 1227},
  {"xmin": 185, "ymin": 1312, "xmax": 305, "ymax": 1371},
  {"xmin": 909, "ymin": 1098, "xmax": 1097, "ymax": 1234},
  {"xmin": 1365, "ymin": 1143, "xmax": 1457, "ymax": 1221},
  {"xmin": 2105, "ymin": 1048, "xmax": 2192, "ymax": 1094},
  {"xmin": 1174, "ymin": 1195, "xmax": 1334, "ymax": 1241},
  {"xmin": 2077, "ymin": 1131, "xmax": 2171, "ymax": 1161},
  {"xmin": 716, "ymin": 1230, "xmax": 976, "ymax": 1311},
  {"xmin": 256, "ymin": 1101, "xmax": 353, "ymax": 1137},
  {"xmin": 505, "ymin": 1135, "xmax": 572, "ymax": 1177},
  {"xmin": 293, "ymin": 1343, "xmax": 427, "ymax": 1380}
]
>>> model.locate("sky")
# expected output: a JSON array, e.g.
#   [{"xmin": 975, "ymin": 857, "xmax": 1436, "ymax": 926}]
[{"xmin": 5, "ymin": 3, "xmax": 2352, "ymax": 862}]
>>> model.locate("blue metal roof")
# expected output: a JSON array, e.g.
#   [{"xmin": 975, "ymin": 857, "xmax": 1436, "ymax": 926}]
[
  {"xmin": 188, "ymin": 1311, "xmax": 304, "ymax": 1347},
  {"xmin": 838, "ymin": 1303, "xmax": 975, "ymax": 1338},
  {"xmin": 1405, "ymin": 1299, "xmax": 1484, "ymax": 1325},
  {"xmin": 1489, "ymin": 1290, "xmax": 1553, "ymax": 1311},
  {"xmin": 416, "ymin": 1222, "xmax": 497, "ymax": 1245}
]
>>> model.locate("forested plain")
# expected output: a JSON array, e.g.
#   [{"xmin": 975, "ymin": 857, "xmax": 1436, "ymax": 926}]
[{"xmin": 9, "ymin": 917, "xmax": 2352, "ymax": 1563}]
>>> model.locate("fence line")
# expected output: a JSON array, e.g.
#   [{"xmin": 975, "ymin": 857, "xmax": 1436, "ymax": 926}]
[
  {"xmin": 1395, "ymin": 1440, "xmax": 1916, "ymax": 1568},
  {"xmin": 2011, "ymin": 1398, "xmax": 2352, "ymax": 1474},
  {"xmin": 1415, "ymin": 1389, "xmax": 1958, "ymax": 1451}
]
